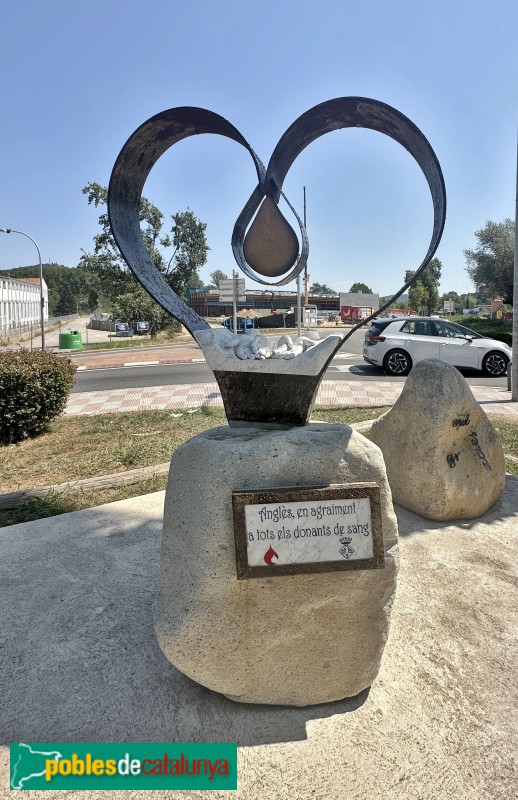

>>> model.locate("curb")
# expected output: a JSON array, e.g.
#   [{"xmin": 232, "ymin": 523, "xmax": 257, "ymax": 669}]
[{"xmin": 74, "ymin": 356, "xmax": 206, "ymax": 371}]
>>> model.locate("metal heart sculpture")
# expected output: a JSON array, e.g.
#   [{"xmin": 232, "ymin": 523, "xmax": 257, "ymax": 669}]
[{"xmin": 108, "ymin": 97, "xmax": 446, "ymax": 425}]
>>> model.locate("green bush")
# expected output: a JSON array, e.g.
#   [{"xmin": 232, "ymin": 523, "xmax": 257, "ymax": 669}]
[
  {"xmin": 0, "ymin": 350, "xmax": 77, "ymax": 445},
  {"xmin": 451, "ymin": 316, "xmax": 513, "ymax": 346}
]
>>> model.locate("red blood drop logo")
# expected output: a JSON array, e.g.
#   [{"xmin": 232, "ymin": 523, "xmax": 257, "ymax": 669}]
[{"xmin": 264, "ymin": 545, "xmax": 279, "ymax": 565}]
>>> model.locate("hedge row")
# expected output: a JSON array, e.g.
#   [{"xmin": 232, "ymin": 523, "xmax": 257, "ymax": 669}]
[
  {"xmin": 0, "ymin": 349, "xmax": 77, "ymax": 445},
  {"xmin": 452, "ymin": 316, "xmax": 513, "ymax": 346}
]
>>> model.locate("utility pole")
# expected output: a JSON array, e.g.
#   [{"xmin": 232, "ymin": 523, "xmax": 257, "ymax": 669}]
[
  {"xmin": 296, "ymin": 275, "xmax": 302, "ymax": 337},
  {"xmin": 512, "ymin": 131, "xmax": 518, "ymax": 400},
  {"xmin": 232, "ymin": 269, "xmax": 238, "ymax": 336},
  {"xmin": 303, "ymin": 186, "xmax": 309, "ymax": 305}
]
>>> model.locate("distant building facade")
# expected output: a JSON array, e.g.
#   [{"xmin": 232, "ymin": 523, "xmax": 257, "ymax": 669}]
[
  {"xmin": 188, "ymin": 289, "xmax": 339, "ymax": 318},
  {"xmin": 0, "ymin": 275, "xmax": 49, "ymax": 333}
]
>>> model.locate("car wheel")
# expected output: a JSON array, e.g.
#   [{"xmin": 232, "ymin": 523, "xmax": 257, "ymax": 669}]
[
  {"xmin": 482, "ymin": 351, "xmax": 509, "ymax": 377},
  {"xmin": 383, "ymin": 349, "xmax": 412, "ymax": 376}
]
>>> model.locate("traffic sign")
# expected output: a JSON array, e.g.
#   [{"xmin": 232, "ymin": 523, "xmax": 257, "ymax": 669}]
[{"xmin": 219, "ymin": 278, "xmax": 246, "ymax": 302}]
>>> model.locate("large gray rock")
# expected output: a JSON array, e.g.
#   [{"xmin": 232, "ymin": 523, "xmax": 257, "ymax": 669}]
[
  {"xmin": 370, "ymin": 359, "xmax": 505, "ymax": 520},
  {"xmin": 155, "ymin": 423, "xmax": 399, "ymax": 706}
]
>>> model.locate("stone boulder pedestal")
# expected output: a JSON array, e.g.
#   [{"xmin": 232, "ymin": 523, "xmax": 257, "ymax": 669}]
[
  {"xmin": 155, "ymin": 423, "xmax": 399, "ymax": 706},
  {"xmin": 370, "ymin": 359, "xmax": 505, "ymax": 521}
]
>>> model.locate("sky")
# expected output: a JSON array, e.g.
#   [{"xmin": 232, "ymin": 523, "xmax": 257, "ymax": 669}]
[{"xmin": 1, "ymin": 0, "xmax": 517, "ymax": 299}]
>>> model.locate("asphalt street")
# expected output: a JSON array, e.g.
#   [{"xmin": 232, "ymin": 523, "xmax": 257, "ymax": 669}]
[{"xmin": 71, "ymin": 328, "xmax": 508, "ymax": 393}]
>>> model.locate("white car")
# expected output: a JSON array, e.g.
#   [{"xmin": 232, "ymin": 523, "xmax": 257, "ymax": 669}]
[{"xmin": 363, "ymin": 316, "xmax": 511, "ymax": 377}]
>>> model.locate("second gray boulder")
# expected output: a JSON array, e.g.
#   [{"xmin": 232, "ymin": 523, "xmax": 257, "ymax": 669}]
[{"xmin": 370, "ymin": 359, "xmax": 505, "ymax": 520}]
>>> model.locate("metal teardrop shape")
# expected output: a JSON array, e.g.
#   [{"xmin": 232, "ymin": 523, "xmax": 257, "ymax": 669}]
[{"xmin": 243, "ymin": 197, "xmax": 299, "ymax": 278}]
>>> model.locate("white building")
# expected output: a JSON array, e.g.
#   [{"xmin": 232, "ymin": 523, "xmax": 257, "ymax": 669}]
[{"xmin": 0, "ymin": 276, "xmax": 49, "ymax": 334}]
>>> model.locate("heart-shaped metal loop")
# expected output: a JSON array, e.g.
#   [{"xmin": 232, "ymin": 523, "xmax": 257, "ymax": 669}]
[
  {"xmin": 108, "ymin": 98, "xmax": 446, "ymax": 425},
  {"xmin": 108, "ymin": 97, "xmax": 446, "ymax": 337}
]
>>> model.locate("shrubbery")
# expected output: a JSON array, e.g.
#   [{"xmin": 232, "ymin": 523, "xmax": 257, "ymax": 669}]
[
  {"xmin": 0, "ymin": 349, "xmax": 77, "ymax": 445},
  {"xmin": 452, "ymin": 316, "xmax": 513, "ymax": 346}
]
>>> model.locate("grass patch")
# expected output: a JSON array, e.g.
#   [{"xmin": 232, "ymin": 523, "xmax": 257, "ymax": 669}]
[
  {"xmin": 82, "ymin": 330, "xmax": 191, "ymax": 350},
  {"xmin": 311, "ymin": 407, "xmax": 389, "ymax": 425},
  {"xmin": 0, "ymin": 408, "xmax": 227, "ymax": 492},
  {"xmin": 0, "ymin": 406, "xmax": 516, "ymax": 526},
  {"xmin": 82, "ymin": 336, "xmax": 184, "ymax": 350},
  {"xmin": 491, "ymin": 417, "xmax": 518, "ymax": 476},
  {"xmin": 0, "ymin": 406, "xmax": 387, "ymax": 495},
  {"xmin": 82, "ymin": 340, "xmax": 156, "ymax": 350},
  {"xmin": 0, "ymin": 475, "xmax": 167, "ymax": 527}
]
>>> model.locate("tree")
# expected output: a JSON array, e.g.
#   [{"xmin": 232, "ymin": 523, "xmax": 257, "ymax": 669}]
[
  {"xmin": 442, "ymin": 290, "xmax": 461, "ymax": 304},
  {"xmin": 440, "ymin": 290, "xmax": 479, "ymax": 314},
  {"xmin": 87, "ymin": 288, "xmax": 99, "ymax": 311},
  {"xmin": 460, "ymin": 293, "xmax": 477, "ymax": 311},
  {"xmin": 465, "ymin": 219, "xmax": 514, "ymax": 303},
  {"xmin": 79, "ymin": 183, "xmax": 209, "ymax": 307},
  {"xmin": 408, "ymin": 280, "xmax": 429, "ymax": 313},
  {"xmin": 441, "ymin": 291, "xmax": 461, "ymax": 313},
  {"xmin": 184, "ymin": 274, "xmax": 206, "ymax": 292},
  {"xmin": 78, "ymin": 250, "xmax": 132, "ymax": 305},
  {"xmin": 405, "ymin": 257, "xmax": 442, "ymax": 314},
  {"xmin": 209, "ymin": 270, "xmax": 229, "ymax": 288},
  {"xmin": 349, "ymin": 282, "xmax": 373, "ymax": 294},
  {"xmin": 54, "ymin": 282, "xmax": 77, "ymax": 315},
  {"xmin": 111, "ymin": 285, "xmax": 175, "ymax": 339},
  {"xmin": 309, "ymin": 282, "xmax": 336, "ymax": 295},
  {"xmin": 164, "ymin": 210, "xmax": 210, "ymax": 297}
]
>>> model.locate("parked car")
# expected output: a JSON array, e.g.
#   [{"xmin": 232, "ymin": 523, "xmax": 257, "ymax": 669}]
[{"xmin": 363, "ymin": 316, "xmax": 511, "ymax": 377}]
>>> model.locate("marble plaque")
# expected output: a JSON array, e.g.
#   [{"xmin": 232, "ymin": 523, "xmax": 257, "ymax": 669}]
[{"xmin": 233, "ymin": 483, "xmax": 384, "ymax": 579}]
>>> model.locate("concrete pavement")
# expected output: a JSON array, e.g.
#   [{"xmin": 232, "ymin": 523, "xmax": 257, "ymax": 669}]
[
  {"xmin": 7, "ymin": 314, "xmax": 111, "ymax": 349},
  {"xmin": 3, "ymin": 325, "xmax": 517, "ymax": 798},
  {"xmin": 1, "ymin": 481, "xmax": 517, "ymax": 799},
  {"xmin": 66, "ymin": 378, "xmax": 518, "ymax": 417}
]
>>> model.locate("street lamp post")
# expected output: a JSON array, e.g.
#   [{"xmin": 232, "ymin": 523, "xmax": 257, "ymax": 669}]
[
  {"xmin": 0, "ymin": 228, "xmax": 45, "ymax": 350},
  {"xmin": 512, "ymin": 131, "xmax": 518, "ymax": 401},
  {"xmin": 303, "ymin": 186, "xmax": 309, "ymax": 306}
]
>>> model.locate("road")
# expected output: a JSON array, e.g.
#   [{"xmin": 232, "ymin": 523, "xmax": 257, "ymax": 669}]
[{"xmin": 72, "ymin": 329, "xmax": 508, "ymax": 393}]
